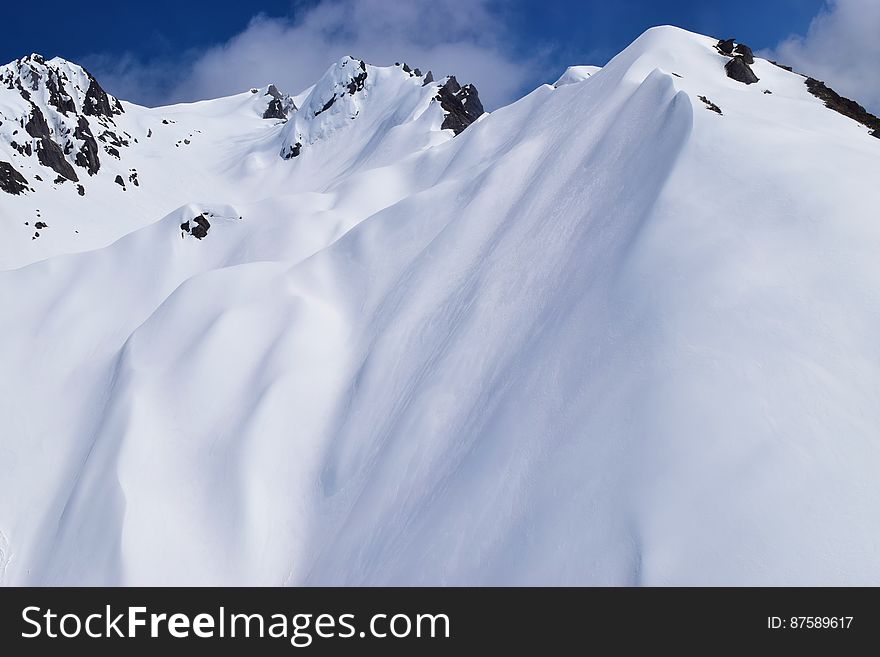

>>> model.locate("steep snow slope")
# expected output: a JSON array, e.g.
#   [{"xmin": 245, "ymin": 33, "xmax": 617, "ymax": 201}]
[
  {"xmin": 1, "ymin": 27, "xmax": 879, "ymax": 585},
  {"xmin": 554, "ymin": 65, "xmax": 602, "ymax": 86}
]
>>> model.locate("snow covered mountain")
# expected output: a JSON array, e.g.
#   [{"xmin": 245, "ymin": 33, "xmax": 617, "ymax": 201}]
[{"xmin": 1, "ymin": 26, "xmax": 879, "ymax": 586}]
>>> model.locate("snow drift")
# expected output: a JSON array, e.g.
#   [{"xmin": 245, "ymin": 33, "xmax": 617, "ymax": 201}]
[{"xmin": 1, "ymin": 26, "xmax": 879, "ymax": 585}]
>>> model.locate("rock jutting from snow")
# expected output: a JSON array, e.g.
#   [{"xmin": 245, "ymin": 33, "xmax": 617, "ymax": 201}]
[
  {"xmin": 436, "ymin": 76, "xmax": 485, "ymax": 135},
  {"xmin": 73, "ymin": 116, "xmax": 100, "ymax": 176},
  {"xmin": 698, "ymin": 95, "xmax": 723, "ymax": 114},
  {"xmin": 734, "ymin": 43, "xmax": 754, "ymax": 65},
  {"xmin": 180, "ymin": 214, "xmax": 211, "ymax": 239},
  {"xmin": 82, "ymin": 70, "xmax": 124, "ymax": 117},
  {"xmin": 716, "ymin": 38, "xmax": 735, "ymax": 55},
  {"xmin": 725, "ymin": 56, "xmax": 759, "ymax": 85},
  {"xmin": 262, "ymin": 84, "xmax": 296, "ymax": 120},
  {"xmin": 0, "ymin": 161, "xmax": 29, "ymax": 195},
  {"xmin": 805, "ymin": 78, "xmax": 880, "ymax": 138}
]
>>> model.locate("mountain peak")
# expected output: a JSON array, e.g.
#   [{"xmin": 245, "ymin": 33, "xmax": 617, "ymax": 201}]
[{"xmin": 279, "ymin": 57, "xmax": 484, "ymax": 159}]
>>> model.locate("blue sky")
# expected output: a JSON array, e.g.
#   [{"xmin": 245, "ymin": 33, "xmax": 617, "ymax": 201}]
[{"xmin": 3, "ymin": 0, "xmax": 876, "ymax": 112}]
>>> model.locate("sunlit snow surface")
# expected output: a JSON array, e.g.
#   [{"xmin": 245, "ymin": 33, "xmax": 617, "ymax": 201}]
[{"xmin": 1, "ymin": 27, "xmax": 879, "ymax": 585}]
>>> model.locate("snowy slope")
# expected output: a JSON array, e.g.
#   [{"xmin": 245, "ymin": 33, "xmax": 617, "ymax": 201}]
[{"xmin": 1, "ymin": 26, "xmax": 880, "ymax": 586}]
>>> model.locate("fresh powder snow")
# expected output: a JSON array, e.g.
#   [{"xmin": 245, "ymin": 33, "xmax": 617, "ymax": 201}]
[{"xmin": 1, "ymin": 26, "xmax": 879, "ymax": 585}]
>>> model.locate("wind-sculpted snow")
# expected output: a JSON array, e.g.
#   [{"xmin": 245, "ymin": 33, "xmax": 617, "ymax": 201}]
[{"xmin": 1, "ymin": 27, "xmax": 880, "ymax": 585}]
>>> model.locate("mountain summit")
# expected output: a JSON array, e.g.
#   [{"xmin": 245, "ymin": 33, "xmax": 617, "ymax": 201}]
[{"xmin": 1, "ymin": 26, "xmax": 879, "ymax": 586}]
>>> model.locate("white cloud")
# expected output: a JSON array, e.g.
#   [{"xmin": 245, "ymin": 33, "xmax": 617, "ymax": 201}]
[
  {"xmin": 765, "ymin": 0, "xmax": 880, "ymax": 114},
  {"xmin": 86, "ymin": 0, "xmax": 546, "ymax": 110}
]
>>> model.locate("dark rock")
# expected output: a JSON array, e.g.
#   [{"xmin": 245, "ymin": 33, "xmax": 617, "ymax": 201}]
[
  {"xmin": 114, "ymin": 174, "xmax": 125, "ymax": 189},
  {"xmin": 769, "ymin": 60, "xmax": 794, "ymax": 72},
  {"xmin": 734, "ymin": 43, "xmax": 754, "ymax": 65},
  {"xmin": 82, "ymin": 70, "xmax": 123, "ymax": 117},
  {"xmin": 33, "ymin": 174, "xmax": 42, "ymax": 181},
  {"xmin": 11, "ymin": 140, "xmax": 32, "ymax": 156},
  {"xmin": 36, "ymin": 139, "xmax": 78, "ymax": 181},
  {"xmin": 436, "ymin": 77, "xmax": 485, "ymax": 135},
  {"xmin": 422, "ymin": 70, "xmax": 434, "ymax": 85},
  {"xmin": 0, "ymin": 161, "xmax": 29, "ymax": 195},
  {"xmin": 128, "ymin": 170, "xmax": 139, "ymax": 186},
  {"xmin": 45, "ymin": 69, "xmax": 76, "ymax": 115},
  {"xmin": 263, "ymin": 98, "xmax": 286, "ymax": 119},
  {"xmin": 413, "ymin": 68, "xmax": 422, "ymax": 77},
  {"xmin": 147, "ymin": 129, "xmax": 152, "ymax": 138},
  {"xmin": 104, "ymin": 145, "xmax": 120, "ymax": 159},
  {"xmin": 24, "ymin": 105, "xmax": 51, "ymax": 140},
  {"xmin": 763, "ymin": 89, "xmax": 772, "ymax": 95},
  {"xmin": 725, "ymin": 56, "xmax": 759, "ymax": 85},
  {"xmin": 402, "ymin": 63, "xmax": 412, "ymax": 74},
  {"xmin": 76, "ymin": 184, "xmax": 85, "ymax": 196},
  {"xmin": 282, "ymin": 141, "xmax": 303, "ymax": 159},
  {"xmin": 716, "ymin": 38, "xmax": 735, "ymax": 55},
  {"xmin": 25, "ymin": 104, "xmax": 79, "ymax": 180},
  {"xmin": 98, "ymin": 131, "xmax": 129, "ymax": 147},
  {"xmin": 191, "ymin": 214, "xmax": 210, "ymax": 239},
  {"xmin": 805, "ymin": 77, "xmax": 880, "ymax": 138},
  {"xmin": 314, "ymin": 95, "xmax": 337, "ymax": 117},
  {"xmin": 53, "ymin": 176, "xmax": 66, "ymax": 184},
  {"xmin": 181, "ymin": 214, "xmax": 211, "ymax": 239},
  {"xmin": 73, "ymin": 116, "xmax": 100, "ymax": 175},
  {"xmin": 346, "ymin": 61, "xmax": 368, "ymax": 95},
  {"xmin": 35, "ymin": 221, "xmax": 47, "ymax": 229},
  {"xmin": 698, "ymin": 95, "xmax": 722, "ymax": 114}
]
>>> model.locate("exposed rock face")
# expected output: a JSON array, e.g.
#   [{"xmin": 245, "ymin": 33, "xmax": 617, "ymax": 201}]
[
  {"xmin": 698, "ymin": 95, "xmax": 722, "ymax": 114},
  {"xmin": 715, "ymin": 39, "xmax": 759, "ymax": 85},
  {"xmin": 716, "ymin": 38, "xmax": 735, "ymax": 55},
  {"xmin": 73, "ymin": 116, "xmax": 100, "ymax": 176},
  {"xmin": 805, "ymin": 78, "xmax": 880, "ymax": 138},
  {"xmin": 263, "ymin": 98, "xmax": 286, "ymax": 120},
  {"xmin": 0, "ymin": 161, "xmax": 29, "ymax": 195},
  {"xmin": 346, "ymin": 60, "xmax": 368, "ymax": 95},
  {"xmin": 725, "ymin": 56, "xmax": 759, "ymax": 85},
  {"xmin": 1, "ymin": 54, "xmax": 128, "ymax": 185},
  {"xmin": 437, "ymin": 76, "xmax": 485, "ymax": 135},
  {"xmin": 82, "ymin": 72, "xmax": 124, "ymax": 117},
  {"xmin": 734, "ymin": 43, "xmax": 754, "ymax": 65},
  {"xmin": 180, "ymin": 214, "xmax": 211, "ymax": 239},
  {"xmin": 262, "ymin": 84, "xmax": 296, "ymax": 120},
  {"xmin": 37, "ymin": 137, "xmax": 78, "ymax": 181},
  {"xmin": 422, "ymin": 70, "xmax": 434, "ymax": 86},
  {"xmin": 113, "ymin": 174, "xmax": 125, "ymax": 189},
  {"xmin": 283, "ymin": 142, "xmax": 303, "ymax": 159}
]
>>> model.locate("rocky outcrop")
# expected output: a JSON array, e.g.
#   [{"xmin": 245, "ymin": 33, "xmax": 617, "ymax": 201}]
[
  {"xmin": 36, "ymin": 137, "xmax": 78, "ymax": 181},
  {"xmin": 1, "ymin": 54, "xmax": 128, "ymax": 184},
  {"xmin": 437, "ymin": 77, "xmax": 485, "ymax": 135},
  {"xmin": 716, "ymin": 39, "xmax": 735, "ymax": 56},
  {"xmin": 263, "ymin": 98, "xmax": 287, "ymax": 120},
  {"xmin": 716, "ymin": 38, "xmax": 759, "ymax": 85},
  {"xmin": 180, "ymin": 214, "xmax": 211, "ymax": 239},
  {"xmin": 698, "ymin": 95, "xmax": 722, "ymax": 115},
  {"xmin": 346, "ymin": 61, "xmax": 368, "ymax": 94},
  {"xmin": 82, "ymin": 71, "xmax": 124, "ymax": 117},
  {"xmin": 73, "ymin": 116, "xmax": 100, "ymax": 176},
  {"xmin": 262, "ymin": 84, "xmax": 296, "ymax": 120},
  {"xmin": 734, "ymin": 43, "xmax": 754, "ymax": 65},
  {"xmin": 0, "ymin": 161, "xmax": 29, "ymax": 195},
  {"xmin": 806, "ymin": 78, "xmax": 880, "ymax": 138},
  {"xmin": 725, "ymin": 56, "xmax": 759, "ymax": 85}
]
